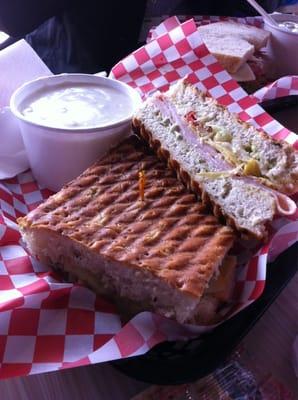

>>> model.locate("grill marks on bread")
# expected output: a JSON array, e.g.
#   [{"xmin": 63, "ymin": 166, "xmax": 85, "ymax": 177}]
[{"xmin": 20, "ymin": 137, "xmax": 234, "ymax": 298}]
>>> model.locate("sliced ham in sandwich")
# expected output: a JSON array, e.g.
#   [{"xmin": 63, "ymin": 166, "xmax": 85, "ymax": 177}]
[{"xmin": 133, "ymin": 79, "xmax": 297, "ymax": 240}]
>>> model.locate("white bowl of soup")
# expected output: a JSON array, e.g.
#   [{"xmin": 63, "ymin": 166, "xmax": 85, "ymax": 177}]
[
  {"xmin": 10, "ymin": 74, "xmax": 142, "ymax": 191},
  {"xmin": 264, "ymin": 13, "xmax": 298, "ymax": 78}
]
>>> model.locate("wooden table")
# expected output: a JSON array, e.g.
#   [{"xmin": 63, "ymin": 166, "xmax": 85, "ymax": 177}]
[{"xmin": 0, "ymin": 105, "xmax": 297, "ymax": 400}]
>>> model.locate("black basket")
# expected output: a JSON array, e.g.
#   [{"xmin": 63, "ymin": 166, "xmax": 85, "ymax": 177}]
[{"xmin": 112, "ymin": 242, "xmax": 298, "ymax": 385}]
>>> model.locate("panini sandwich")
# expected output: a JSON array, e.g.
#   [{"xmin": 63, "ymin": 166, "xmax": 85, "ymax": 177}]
[
  {"xmin": 19, "ymin": 137, "xmax": 235, "ymax": 324},
  {"xmin": 133, "ymin": 79, "xmax": 297, "ymax": 239}
]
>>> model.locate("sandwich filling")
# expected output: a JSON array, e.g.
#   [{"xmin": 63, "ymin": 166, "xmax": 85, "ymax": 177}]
[
  {"xmin": 150, "ymin": 94, "xmax": 295, "ymax": 218},
  {"xmin": 167, "ymin": 80, "xmax": 298, "ymax": 194},
  {"xmin": 133, "ymin": 81, "xmax": 296, "ymax": 238}
]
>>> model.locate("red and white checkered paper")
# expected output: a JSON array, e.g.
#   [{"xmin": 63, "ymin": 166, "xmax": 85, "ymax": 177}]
[
  {"xmin": 253, "ymin": 75, "xmax": 298, "ymax": 102},
  {"xmin": 0, "ymin": 17, "xmax": 297, "ymax": 380}
]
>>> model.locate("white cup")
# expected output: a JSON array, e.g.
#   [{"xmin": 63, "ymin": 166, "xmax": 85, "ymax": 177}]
[
  {"xmin": 264, "ymin": 13, "xmax": 298, "ymax": 78},
  {"xmin": 10, "ymin": 74, "xmax": 142, "ymax": 191}
]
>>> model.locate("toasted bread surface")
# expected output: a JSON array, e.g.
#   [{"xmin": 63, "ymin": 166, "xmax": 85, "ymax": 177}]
[{"xmin": 19, "ymin": 136, "xmax": 235, "ymax": 322}]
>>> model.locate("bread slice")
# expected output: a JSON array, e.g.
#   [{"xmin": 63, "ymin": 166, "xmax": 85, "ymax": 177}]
[
  {"xmin": 199, "ymin": 34, "xmax": 254, "ymax": 73},
  {"xmin": 18, "ymin": 136, "xmax": 235, "ymax": 324},
  {"xmin": 133, "ymin": 81, "xmax": 297, "ymax": 239},
  {"xmin": 198, "ymin": 21, "xmax": 270, "ymax": 74},
  {"xmin": 198, "ymin": 21, "xmax": 270, "ymax": 50}
]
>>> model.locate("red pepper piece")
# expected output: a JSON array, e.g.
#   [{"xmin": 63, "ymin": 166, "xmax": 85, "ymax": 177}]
[{"xmin": 185, "ymin": 111, "xmax": 197, "ymax": 123}]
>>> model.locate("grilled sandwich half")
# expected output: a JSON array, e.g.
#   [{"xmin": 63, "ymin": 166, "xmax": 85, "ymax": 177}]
[
  {"xmin": 133, "ymin": 79, "xmax": 297, "ymax": 239},
  {"xmin": 19, "ymin": 136, "xmax": 235, "ymax": 325}
]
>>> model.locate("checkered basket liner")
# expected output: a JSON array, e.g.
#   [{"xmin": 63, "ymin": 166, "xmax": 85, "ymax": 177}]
[{"xmin": 0, "ymin": 16, "xmax": 297, "ymax": 379}]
